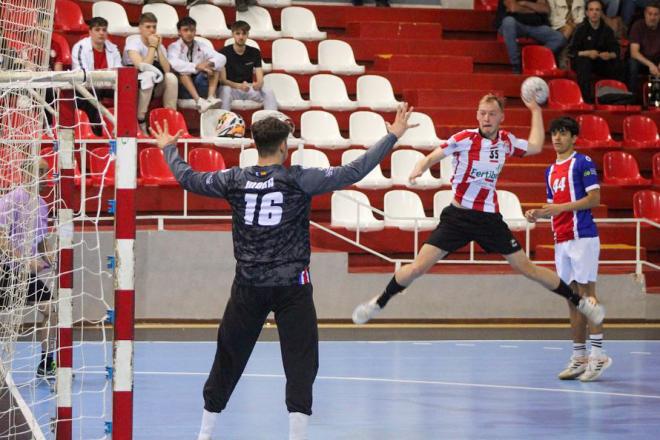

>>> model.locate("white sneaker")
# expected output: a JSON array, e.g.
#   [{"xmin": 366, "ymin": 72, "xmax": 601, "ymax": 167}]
[
  {"xmin": 197, "ymin": 435, "xmax": 211, "ymax": 440},
  {"xmin": 579, "ymin": 355, "xmax": 612, "ymax": 382},
  {"xmin": 577, "ymin": 297, "xmax": 605, "ymax": 326},
  {"xmin": 197, "ymin": 98, "xmax": 213, "ymax": 113},
  {"xmin": 352, "ymin": 296, "xmax": 382, "ymax": 325},
  {"xmin": 207, "ymin": 97, "xmax": 222, "ymax": 109},
  {"xmin": 557, "ymin": 355, "xmax": 588, "ymax": 380}
]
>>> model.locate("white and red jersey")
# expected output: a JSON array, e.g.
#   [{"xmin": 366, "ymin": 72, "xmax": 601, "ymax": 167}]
[{"xmin": 441, "ymin": 129, "xmax": 528, "ymax": 213}]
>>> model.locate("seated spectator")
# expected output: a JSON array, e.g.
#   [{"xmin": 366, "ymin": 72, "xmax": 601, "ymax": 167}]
[
  {"xmin": 497, "ymin": 0, "xmax": 568, "ymax": 73},
  {"xmin": 167, "ymin": 17, "xmax": 225, "ymax": 113},
  {"xmin": 627, "ymin": 1, "xmax": 660, "ymax": 97},
  {"xmin": 218, "ymin": 21, "xmax": 276, "ymax": 112},
  {"xmin": 621, "ymin": 0, "xmax": 656, "ymax": 25},
  {"xmin": 123, "ymin": 13, "xmax": 178, "ymax": 133},
  {"xmin": 568, "ymin": 0, "xmax": 623, "ymax": 103},
  {"xmin": 602, "ymin": 0, "xmax": 621, "ymax": 16},
  {"xmin": 71, "ymin": 17, "xmax": 123, "ymax": 136}
]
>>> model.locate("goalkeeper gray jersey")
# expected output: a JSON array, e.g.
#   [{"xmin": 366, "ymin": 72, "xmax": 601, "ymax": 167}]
[{"xmin": 164, "ymin": 133, "xmax": 397, "ymax": 286}]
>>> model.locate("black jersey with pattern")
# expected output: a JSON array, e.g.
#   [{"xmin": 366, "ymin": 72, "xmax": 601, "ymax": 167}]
[{"xmin": 164, "ymin": 134, "xmax": 397, "ymax": 286}]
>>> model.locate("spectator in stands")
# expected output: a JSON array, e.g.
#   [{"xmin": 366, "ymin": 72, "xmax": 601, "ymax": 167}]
[
  {"xmin": 167, "ymin": 17, "xmax": 226, "ymax": 114},
  {"xmin": 123, "ymin": 13, "xmax": 178, "ymax": 133},
  {"xmin": 568, "ymin": 0, "xmax": 623, "ymax": 103},
  {"xmin": 621, "ymin": 0, "xmax": 656, "ymax": 25},
  {"xmin": 627, "ymin": 2, "xmax": 660, "ymax": 96},
  {"xmin": 71, "ymin": 17, "xmax": 122, "ymax": 136},
  {"xmin": 602, "ymin": 0, "xmax": 621, "ymax": 16},
  {"xmin": 497, "ymin": 0, "xmax": 567, "ymax": 74},
  {"xmin": 218, "ymin": 21, "xmax": 277, "ymax": 112}
]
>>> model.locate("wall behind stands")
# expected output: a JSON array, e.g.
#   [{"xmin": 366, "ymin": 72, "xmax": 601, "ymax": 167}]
[{"xmin": 73, "ymin": 230, "xmax": 660, "ymax": 322}]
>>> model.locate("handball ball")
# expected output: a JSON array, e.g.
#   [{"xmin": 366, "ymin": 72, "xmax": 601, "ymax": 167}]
[{"xmin": 520, "ymin": 76, "xmax": 549, "ymax": 105}]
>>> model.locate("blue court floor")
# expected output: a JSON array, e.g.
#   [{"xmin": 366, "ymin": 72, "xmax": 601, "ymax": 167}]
[{"xmin": 13, "ymin": 340, "xmax": 660, "ymax": 439}]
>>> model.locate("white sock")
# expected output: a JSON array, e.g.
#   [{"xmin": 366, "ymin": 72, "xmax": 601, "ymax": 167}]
[
  {"xmin": 289, "ymin": 412, "xmax": 309, "ymax": 440},
  {"xmin": 197, "ymin": 409, "xmax": 219, "ymax": 440},
  {"xmin": 590, "ymin": 333, "xmax": 604, "ymax": 357},
  {"xmin": 572, "ymin": 342, "xmax": 586, "ymax": 358}
]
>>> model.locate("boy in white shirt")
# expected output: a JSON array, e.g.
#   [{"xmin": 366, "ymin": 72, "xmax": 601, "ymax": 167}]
[
  {"xmin": 167, "ymin": 16, "xmax": 226, "ymax": 113},
  {"xmin": 123, "ymin": 12, "xmax": 178, "ymax": 133}
]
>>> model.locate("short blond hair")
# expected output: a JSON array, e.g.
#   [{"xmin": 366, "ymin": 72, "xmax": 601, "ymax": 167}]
[{"xmin": 478, "ymin": 94, "xmax": 505, "ymax": 111}]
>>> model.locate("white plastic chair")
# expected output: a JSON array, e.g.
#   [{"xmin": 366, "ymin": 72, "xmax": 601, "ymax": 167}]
[
  {"xmin": 165, "ymin": 0, "xmax": 185, "ymax": 5},
  {"xmin": 258, "ymin": 0, "xmax": 292, "ymax": 7},
  {"xmin": 342, "ymin": 150, "xmax": 391, "ymax": 189},
  {"xmin": 497, "ymin": 190, "xmax": 533, "ymax": 231},
  {"xmin": 384, "ymin": 190, "xmax": 438, "ymax": 231},
  {"xmin": 271, "ymin": 39, "xmax": 319, "ymax": 74},
  {"xmin": 224, "ymin": 38, "xmax": 271, "ymax": 73},
  {"xmin": 189, "ymin": 4, "xmax": 231, "ymax": 39},
  {"xmin": 290, "ymin": 149, "xmax": 330, "ymax": 168},
  {"xmin": 317, "ymin": 40, "xmax": 365, "ymax": 75},
  {"xmin": 262, "ymin": 73, "xmax": 311, "ymax": 111},
  {"xmin": 396, "ymin": 112, "xmax": 442, "ymax": 150},
  {"xmin": 239, "ymin": 148, "xmax": 259, "ymax": 167},
  {"xmin": 357, "ymin": 75, "xmax": 400, "ymax": 111},
  {"xmin": 331, "ymin": 190, "xmax": 384, "ymax": 232},
  {"xmin": 309, "ymin": 74, "xmax": 358, "ymax": 111},
  {"xmin": 349, "ymin": 111, "xmax": 387, "ymax": 147},
  {"xmin": 200, "ymin": 109, "xmax": 253, "ymax": 148},
  {"xmin": 433, "ymin": 190, "xmax": 454, "ymax": 218},
  {"xmin": 300, "ymin": 111, "xmax": 351, "ymax": 149},
  {"xmin": 390, "ymin": 150, "xmax": 443, "ymax": 189},
  {"xmin": 440, "ymin": 155, "xmax": 454, "ymax": 186},
  {"xmin": 251, "ymin": 109, "xmax": 304, "ymax": 147},
  {"xmin": 281, "ymin": 7, "xmax": 327, "ymax": 41},
  {"xmin": 93, "ymin": 2, "xmax": 138, "ymax": 36},
  {"xmin": 236, "ymin": 6, "xmax": 282, "ymax": 40},
  {"xmin": 142, "ymin": 4, "xmax": 179, "ymax": 38}
]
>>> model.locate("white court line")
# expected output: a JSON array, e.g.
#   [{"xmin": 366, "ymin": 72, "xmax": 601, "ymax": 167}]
[
  {"xmin": 499, "ymin": 345, "xmax": 519, "ymax": 348},
  {"xmin": 543, "ymin": 347, "xmax": 563, "ymax": 350},
  {"xmin": 630, "ymin": 352, "xmax": 652, "ymax": 355},
  {"xmin": 455, "ymin": 343, "xmax": 475, "ymax": 347},
  {"xmin": 413, "ymin": 342, "xmax": 432, "ymax": 345}
]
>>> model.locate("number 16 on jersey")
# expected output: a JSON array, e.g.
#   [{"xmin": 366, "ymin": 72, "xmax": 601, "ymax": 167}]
[{"xmin": 244, "ymin": 192, "xmax": 284, "ymax": 226}]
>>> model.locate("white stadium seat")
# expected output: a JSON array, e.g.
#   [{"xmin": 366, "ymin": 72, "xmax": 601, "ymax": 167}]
[
  {"xmin": 331, "ymin": 190, "xmax": 384, "ymax": 232},
  {"xmin": 440, "ymin": 155, "xmax": 454, "ymax": 186},
  {"xmin": 317, "ymin": 40, "xmax": 365, "ymax": 75},
  {"xmin": 309, "ymin": 74, "xmax": 358, "ymax": 111},
  {"xmin": 271, "ymin": 39, "xmax": 319, "ymax": 74},
  {"xmin": 258, "ymin": 0, "xmax": 292, "ymax": 6},
  {"xmin": 390, "ymin": 150, "xmax": 443, "ymax": 189},
  {"xmin": 497, "ymin": 190, "xmax": 533, "ymax": 231},
  {"xmin": 165, "ymin": 0, "xmax": 185, "ymax": 5},
  {"xmin": 281, "ymin": 7, "xmax": 327, "ymax": 41},
  {"xmin": 211, "ymin": 0, "xmax": 233, "ymax": 6},
  {"xmin": 121, "ymin": 0, "xmax": 143, "ymax": 4},
  {"xmin": 349, "ymin": 111, "xmax": 387, "ymax": 148},
  {"xmin": 142, "ymin": 3, "xmax": 179, "ymax": 38},
  {"xmin": 262, "ymin": 73, "xmax": 311, "ymax": 111},
  {"xmin": 396, "ymin": 112, "xmax": 443, "ymax": 150},
  {"xmin": 290, "ymin": 149, "xmax": 331, "ymax": 168},
  {"xmin": 93, "ymin": 2, "xmax": 138, "ymax": 36},
  {"xmin": 301, "ymin": 111, "xmax": 351, "ymax": 149},
  {"xmin": 236, "ymin": 6, "xmax": 282, "ymax": 40},
  {"xmin": 384, "ymin": 190, "xmax": 439, "ymax": 231},
  {"xmin": 224, "ymin": 38, "xmax": 271, "ymax": 73},
  {"xmin": 189, "ymin": 5, "xmax": 231, "ymax": 39},
  {"xmin": 239, "ymin": 148, "xmax": 259, "ymax": 168},
  {"xmin": 251, "ymin": 110, "xmax": 304, "ymax": 147},
  {"xmin": 200, "ymin": 109, "xmax": 253, "ymax": 148},
  {"xmin": 341, "ymin": 150, "xmax": 392, "ymax": 189},
  {"xmin": 433, "ymin": 190, "xmax": 454, "ymax": 218},
  {"xmin": 357, "ymin": 75, "xmax": 401, "ymax": 112}
]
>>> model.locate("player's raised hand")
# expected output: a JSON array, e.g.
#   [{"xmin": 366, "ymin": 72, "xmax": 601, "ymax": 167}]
[
  {"xmin": 524, "ymin": 209, "xmax": 539, "ymax": 223},
  {"xmin": 386, "ymin": 103, "xmax": 419, "ymax": 138},
  {"xmin": 522, "ymin": 95, "xmax": 541, "ymax": 112},
  {"xmin": 150, "ymin": 120, "xmax": 183, "ymax": 150}
]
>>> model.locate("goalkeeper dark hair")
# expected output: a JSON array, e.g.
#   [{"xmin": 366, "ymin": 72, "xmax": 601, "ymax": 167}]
[
  {"xmin": 549, "ymin": 116, "xmax": 579, "ymax": 136},
  {"xmin": 252, "ymin": 117, "xmax": 291, "ymax": 156}
]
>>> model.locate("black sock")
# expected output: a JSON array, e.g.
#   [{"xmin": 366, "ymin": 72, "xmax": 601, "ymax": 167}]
[
  {"xmin": 553, "ymin": 279, "xmax": 580, "ymax": 306},
  {"xmin": 377, "ymin": 276, "xmax": 406, "ymax": 308}
]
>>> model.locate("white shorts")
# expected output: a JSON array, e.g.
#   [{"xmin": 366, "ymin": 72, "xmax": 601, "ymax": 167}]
[{"xmin": 555, "ymin": 236, "xmax": 600, "ymax": 284}]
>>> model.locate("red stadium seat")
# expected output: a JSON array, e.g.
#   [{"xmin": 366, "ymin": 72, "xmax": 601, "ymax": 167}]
[
  {"xmin": 474, "ymin": 0, "xmax": 498, "ymax": 10},
  {"xmin": 548, "ymin": 79, "xmax": 594, "ymax": 110},
  {"xmin": 623, "ymin": 115, "xmax": 660, "ymax": 149},
  {"xmin": 50, "ymin": 33, "xmax": 72, "ymax": 68},
  {"xmin": 75, "ymin": 110, "xmax": 103, "ymax": 140},
  {"xmin": 149, "ymin": 108, "xmax": 193, "ymax": 139},
  {"xmin": 139, "ymin": 147, "xmax": 178, "ymax": 186},
  {"xmin": 40, "ymin": 146, "xmax": 86, "ymax": 186},
  {"xmin": 522, "ymin": 45, "xmax": 567, "ymax": 77},
  {"xmin": 594, "ymin": 80, "xmax": 641, "ymax": 112},
  {"xmin": 602, "ymin": 151, "xmax": 651, "ymax": 186},
  {"xmin": 188, "ymin": 148, "xmax": 226, "ymax": 172},
  {"xmin": 53, "ymin": 0, "xmax": 87, "ymax": 33},
  {"xmin": 575, "ymin": 115, "xmax": 621, "ymax": 148},
  {"xmin": 89, "ymin": 147, "xmax": 115, "ymax": 186},
  {"xmin": 633, "ymin": 190, "xmax": 660, "ymax": 223},
  {"xmin": 654, "ymin": 153, "xmax": 660, "ymax": 186}
]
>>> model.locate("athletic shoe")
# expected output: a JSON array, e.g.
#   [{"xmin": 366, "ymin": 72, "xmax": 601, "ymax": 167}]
[
  {"xmin": 207, "ymin": 97, "xmax": 223, "ymax": 109},
  {"xmin": 577, "ymin": 297, "xmax": 605, "ymax": 326},
  {"xmin": 557, "ymin": 355, "xmax": 588, "ymax": 380},
  {"xmin": 197, "ymin": 98, "xmax": 212, "ymax": 113},
  {"xmin": 196, "ymin": 435, "xmax": 211, "ymax": 440},
  {"xmin": 579, "ymin": 355, "xmax": 612, "ymax": 382},
  {"xmin": 352, "ymin": 296, "xmax": 381, "ymax": 324},
  {"xmin": 36, "ymin": 358, "xmax": 56, "ymax": 379}
]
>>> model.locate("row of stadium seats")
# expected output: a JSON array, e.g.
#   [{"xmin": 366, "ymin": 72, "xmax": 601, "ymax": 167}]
[{"xmin": 548, "ymin": 78, "xmax": 649, "ymax": 113}]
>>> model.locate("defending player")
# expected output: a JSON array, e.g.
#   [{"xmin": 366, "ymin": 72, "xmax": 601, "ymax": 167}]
[
  {"xmin": 525, "ymin": 116, "xmax": 611, "ymax": 382},
  {"xmin": 151, "ymin": 105, "xmax": 417, "ymax": 440},
  {"xmin": 352, "ymin": 94, "xmax": 605, "ymax": 328}
]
